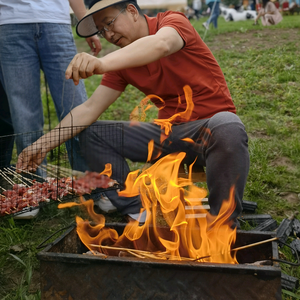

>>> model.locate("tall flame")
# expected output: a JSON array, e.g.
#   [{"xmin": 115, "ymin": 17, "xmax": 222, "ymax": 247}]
[
  {"xmin": 68, "ymin": 152, "xmax": 237, "ymax": 264},
  {"xmin": 60, "ymin": 86, "xmax": 238, "ymax": 264}
]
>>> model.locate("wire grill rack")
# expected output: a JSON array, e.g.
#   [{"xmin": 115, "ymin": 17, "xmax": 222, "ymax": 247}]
[{"xmin": 0, "ymin": 123, "xmax": 124, "ymax": 218}]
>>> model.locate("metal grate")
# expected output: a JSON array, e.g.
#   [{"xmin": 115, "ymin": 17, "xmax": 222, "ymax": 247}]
[{"xmin": 0, "ymin": 123, "xmax": 124, "ymax": 217}]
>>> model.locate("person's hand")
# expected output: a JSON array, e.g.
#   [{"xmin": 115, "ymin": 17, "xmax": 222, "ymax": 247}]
[
  {"xmin": 65, "ymin": 53, "xmax": 104, "ymax": 85},
  {"xmin": 16, "ymin": 144, "xmax": 47, "ymax": 173},
  {"xmin": 85, "ymin": 35, "xmax": 102, "ymax": 56}
]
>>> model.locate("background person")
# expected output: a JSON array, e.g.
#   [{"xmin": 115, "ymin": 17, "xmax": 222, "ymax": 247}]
[
  {"xmin": 289, "ymin": 0, "xmax": 300, "ymax": 13},
  {"xmin": 254, "ymin": 0, "xmax": 283, "ymax": 25},
  {"xmin": 202, "ymin": 0, "xmax": 220, "ymax": 29},
  {"xmin": 193, "ymin": 0, "xmax": 202, "ymax": 19},
  {"xmin": 0, "ymin": 0, "xmax": 101, "ymax": 172},
  {"xmin": 17, "ymin": 0, "xmax": 250, "ymax": 225}
]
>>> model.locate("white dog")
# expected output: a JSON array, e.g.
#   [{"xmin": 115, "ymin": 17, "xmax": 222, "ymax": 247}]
[{"xmin": 220, "ymin": 7, "xmax": 257, "ymax": 22}]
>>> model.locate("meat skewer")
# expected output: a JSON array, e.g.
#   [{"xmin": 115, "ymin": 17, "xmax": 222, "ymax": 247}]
[
  {"xmin": 47, "ymin": 164, "xmax": 71, "ymax": 178},
  {"xmin": 0, "ymin": 168, "xmax": 118, "ymax": 217},
  {"xmin": 39, "ymin": 165, "xmax": 58, "ymax": 178},
  {"xmin": 12, "ymin": 166, "xmax": 47, "ymax": 182},
  {"xmin": 3, "ymin": 167, "xmax": 31, "ymax": 187},
  {"xmin": 0, "ymin": 170, "xmax": 15, "ymax": 186}
]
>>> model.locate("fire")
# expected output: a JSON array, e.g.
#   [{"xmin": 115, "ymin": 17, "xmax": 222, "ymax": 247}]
[
  {"xmin": 59, "ymin": 86, "xmax": 238, "ymax": 264},
  {"xmin": 130, "ymin": 85, "xmax": 194, "ymax": 140},
  {"xmin": 61, "ymin": 152, "xmax": 238, "ymax": 264}
]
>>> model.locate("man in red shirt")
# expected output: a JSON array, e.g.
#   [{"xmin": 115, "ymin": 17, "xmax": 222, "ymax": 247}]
[{"xmin": 17, "ymin": 0, "xmax": 249, "ymax": 225}]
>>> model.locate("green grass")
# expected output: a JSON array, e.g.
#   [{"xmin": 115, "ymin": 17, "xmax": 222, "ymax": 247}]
[{"xmin": 1, "ymin": 14, "xmax": 300, "ymax": 299}]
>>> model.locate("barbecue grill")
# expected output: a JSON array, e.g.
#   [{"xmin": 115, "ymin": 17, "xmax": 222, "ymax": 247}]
[
  {"xmin": 37, "ymin": 224, "xmax": 282, "ymax": 300},
  {"xmin": 0, "ymin": 123, "xmax": 124, "ymax": 218}
]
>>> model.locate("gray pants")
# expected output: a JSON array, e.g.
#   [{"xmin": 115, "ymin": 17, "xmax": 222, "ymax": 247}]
[{"xmin": 79, "ymin": 112, "xmax": 250, "ymax": 221}]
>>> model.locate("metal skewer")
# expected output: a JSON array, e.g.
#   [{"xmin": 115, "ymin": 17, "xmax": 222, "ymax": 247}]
[
  {"xmin": 12, "ymin": 166, "xmax": 46, "ymax": 182},
  {"xmin": 47, "ymin": 164, "xmax": 71, "ymax": 178},
  {"xmin": 3, "ymin": 167, "xmax": 31, "ymax": 187},
  {"xmin": 0, "ymin": 170, "xmax": 15, "ymax": 186},
  {"xmin": 39, "ymin": 165, "xmax": 58, "ymax": 178}
]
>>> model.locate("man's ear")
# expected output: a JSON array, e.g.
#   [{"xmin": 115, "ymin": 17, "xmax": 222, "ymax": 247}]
[{"xmin": 126, "ymin": 4, "xmax": 139, "ymax": 21}]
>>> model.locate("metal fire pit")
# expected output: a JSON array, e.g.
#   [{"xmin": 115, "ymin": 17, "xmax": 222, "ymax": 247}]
[{"xmin": 37, "ymin": 223, "xmax": 282, "ymax": 300}]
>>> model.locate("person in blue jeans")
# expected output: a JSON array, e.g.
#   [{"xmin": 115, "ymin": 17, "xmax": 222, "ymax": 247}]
[
  {"xmin": 0, "ymin": 0, "xmax": 101, "ymax": 172},
  {"xmin": 0, "ymin": 80, "xmax": 14, "ymax": 168},
  {"xmin": 202, "ymin": 0, "xmax": 220, "ymax": 29}
]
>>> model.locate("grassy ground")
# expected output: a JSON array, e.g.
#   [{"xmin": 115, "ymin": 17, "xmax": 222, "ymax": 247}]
[{"xmin": 1, "ymin": 15, "xmax": 300, "ymax": 299}]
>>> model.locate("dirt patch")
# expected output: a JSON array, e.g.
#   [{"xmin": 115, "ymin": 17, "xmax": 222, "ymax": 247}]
[
  {"xmin": 270, "ymin": 156, "xmax": 296, "ymax": 172},
  {"xmin": 248, "ymin": 130, "xmax": 271, "ymax": 140},
  {"xmin": 205, "ymin": 28, "xmax": 300, "ymax": 53},
  {"xmin": 278, "ymin": 191, "xmax": 299, "ymax": 205}
]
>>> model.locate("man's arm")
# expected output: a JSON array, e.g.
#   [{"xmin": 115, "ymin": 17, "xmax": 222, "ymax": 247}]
[
  {"xmin": 66, "ymin": 27, "xmax": 184, "ymax": 85},
  {"xmin": 69, "ymin": 0, "xmax": 102, "ymax": 56},
  {"xmin": 102, "ymin": 26, "xmax": 185, "ymax": 71},
  {"xmin": 16, "ymin": 85, "xmax": 121, "ymax": 172}
]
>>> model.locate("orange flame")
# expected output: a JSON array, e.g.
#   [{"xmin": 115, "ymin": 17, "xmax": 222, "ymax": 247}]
[
  {"xmin": 99, "ymin": 163, "xmax": 112, "ymax": 177},
  {"xmin": 153, "ymin": 85, "xmax": 194, "ymax": 136},
  {"xmin": 129, "ymin": 97, "xmax": 155, "ymax": 123},
  {"xmin": 129, "ymin": 86, "xmax": 194, "ymax": 143},
  {"xmin": 71, "ymin": 152, "xmax": 237, "ymax": 264}
]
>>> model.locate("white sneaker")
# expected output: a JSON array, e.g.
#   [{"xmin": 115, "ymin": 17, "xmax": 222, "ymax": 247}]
[
  {"xmin": 14, "ymin": 208, "xmax": 40, "ymax": 220},
  {"xmin": 128, "ymin": 210, "xmax": 147, "ymax": 223},
  {"xmin": 94, "ymin": 194, "xmax": 117, "ymax": 213},
  {"xmin": 202, "ymin": 22, "xmax": 209, "ymax": 30}
]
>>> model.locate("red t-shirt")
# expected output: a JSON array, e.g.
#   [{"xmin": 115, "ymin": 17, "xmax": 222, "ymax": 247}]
[{"xmin": 101, "ymin": 11, "xmax": 236, "ymax": 123}]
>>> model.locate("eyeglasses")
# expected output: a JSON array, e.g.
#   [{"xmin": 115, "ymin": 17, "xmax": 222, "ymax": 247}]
[{"xmin": 97, "ymin": 9, "xmax": 125, "ymax": 38}]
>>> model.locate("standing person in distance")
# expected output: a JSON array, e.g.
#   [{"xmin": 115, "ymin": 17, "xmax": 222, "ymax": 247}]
[
  {"xmin": 193, "ymin": 0, "xmax": 202, "ymax": 19},
  {"xmin": 202, "ymin": 0, "xmax": 220, "ymax": 29}
]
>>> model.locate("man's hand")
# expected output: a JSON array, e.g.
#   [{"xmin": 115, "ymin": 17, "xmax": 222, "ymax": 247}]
[
  {"xmin": 65, "ymin": 53, "xmax": 104, "ymax": 85},
  {"xmin": 85, "ymin": 35, "xmax": 102, "ymax": 56},
  {"xmin": 16, "ymin": 144, "xmax": 47, "ymax": 173}
]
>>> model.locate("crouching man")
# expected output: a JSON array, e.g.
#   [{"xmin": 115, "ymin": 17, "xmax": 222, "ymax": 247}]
[{"xmin": 17, "ymin": 0, "xmax": 250, "ymax": 225}]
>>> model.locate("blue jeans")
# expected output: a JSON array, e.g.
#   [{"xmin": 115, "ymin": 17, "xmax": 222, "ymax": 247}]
[
  {"xmin": 207, "ymin": 1, "xmax": 220, "ymax": 28},
  {"xmin": 0, "ymin": 23, "xmax": 88, "ymax": 172},
  {"xmin": 0, "ymin": 80, "xmax": 14, "ymax": 168}
]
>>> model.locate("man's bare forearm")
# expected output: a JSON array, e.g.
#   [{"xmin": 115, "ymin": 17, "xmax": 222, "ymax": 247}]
[
  {"xmin": 101, "ymin": 27, "xmax": 184, "ymax": 73},
  {"xmin": 34, "ymin": 104, "xmax": 92, "ymax": 153}
]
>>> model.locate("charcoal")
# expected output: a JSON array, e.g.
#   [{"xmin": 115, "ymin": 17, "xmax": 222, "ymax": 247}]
[
  {"xmin": 290, "ymin": 239, "xmax": 300, "ymax": 258},
  {"xmin": 242, "ymin": 200, "xmax": 257, "ymax": 213},
  {"xmin": 276, "ymin": 219, "xmax": 294, "ymax": 245},
  {"xmin": 251, "ymin": 219, "xmax": 278, "ymax": 232},
  {"xmin": 239, "ymin": 214, "xmax": 272, "ymax": 226},
  {"xmin": 292, "ymin": 218, "xmax": 300, "ymax": 237},
  {"xmin": 281, "ymin": 273, "xmax": 299, "ymax": 291}
]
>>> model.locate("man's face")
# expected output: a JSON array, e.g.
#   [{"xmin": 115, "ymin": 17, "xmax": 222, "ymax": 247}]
[{"xmin": 93, "ymin": 6, "xmax": 137, "ymax": 48}]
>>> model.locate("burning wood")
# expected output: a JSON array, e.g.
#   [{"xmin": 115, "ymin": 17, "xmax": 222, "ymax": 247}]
[{"xmin": 89, "ymin": 236, "xmax": 279, "ymax": 262}]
